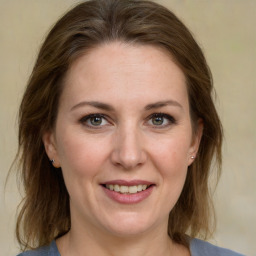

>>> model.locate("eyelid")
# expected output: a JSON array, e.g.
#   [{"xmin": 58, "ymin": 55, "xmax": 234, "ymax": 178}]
[
  {"xmin": 79, "ymin": 112, "xmax": 176, "ymax": 129},
  {"xmin": 146, "ymin": 112, "xmax": 177, "ymax": 127},
  {"xmin": 79, "ymin": 113, "xmax": 112, "ymax": 128}
]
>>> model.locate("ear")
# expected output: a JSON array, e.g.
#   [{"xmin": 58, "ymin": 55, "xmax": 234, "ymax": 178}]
[
  {"xmin": 42, "ymin": 131, "xmax": 61, "ymax": 168},
  {"xmin": 188, "ymin": 119, "xmax": 203, "ymax": 166}
]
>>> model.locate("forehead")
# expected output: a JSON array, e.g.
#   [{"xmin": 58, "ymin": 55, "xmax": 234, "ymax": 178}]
[{"xmin": 62, "ymin": 42, "xmax": 188, "ymax": 108}]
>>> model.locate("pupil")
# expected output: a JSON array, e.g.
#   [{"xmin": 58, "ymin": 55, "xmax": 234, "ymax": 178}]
[
  {"xmin": 153, "ymin": 116, "xmax": 163, "ymax": 125},
  {"xmin": 91, "ymin": 116, "xmax": 102, "ymax": 125}
]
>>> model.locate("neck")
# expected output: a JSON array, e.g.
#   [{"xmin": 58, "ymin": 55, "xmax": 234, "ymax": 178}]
[
  {"xmin": 56, "ymin": 210, "xmax": 190, "ymax": 256},
  {"xmin": 56, "ymin": 224, "xmax": 185, "ymax": 256}
]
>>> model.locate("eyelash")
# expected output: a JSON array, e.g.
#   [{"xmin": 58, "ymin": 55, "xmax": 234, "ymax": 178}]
[
  {"xmin": 79, "ymin": 112, "xmax": 176, "ymax": 129},
  {"xmin": 146, "ymin": 113, "xmax": 176, "ymax": 128},
  {"xmin": 79, "ymin": 113, "xmax": 110, "ymax": 129}
]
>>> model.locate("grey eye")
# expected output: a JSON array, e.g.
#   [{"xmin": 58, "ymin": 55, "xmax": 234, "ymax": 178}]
[
  {"xmin": 80, "ymin": 114, "xmax": 109, "ymax": 127},
  {"xmin": 147, "ymin": 113, "xmax": 176, "ymax": 127},
  {"xmin": 89, "ymin": 116, "xmax": 103, "ymax": 126},
  {"xmin": 152, "ymin": 116, "xmax": 164, "ymax": 125}
]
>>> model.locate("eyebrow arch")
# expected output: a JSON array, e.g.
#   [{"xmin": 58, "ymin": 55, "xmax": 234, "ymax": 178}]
[
  {"xmin": 144, "ymin": 100, "xmax": 182, "ymax": 110},
  {"xmin": 71, "ymin": 100, "xmax": 182, "ymax": 112},
  {"xmin": 70, "ymin": 101, "xmax": 115, "ymax": 112}
]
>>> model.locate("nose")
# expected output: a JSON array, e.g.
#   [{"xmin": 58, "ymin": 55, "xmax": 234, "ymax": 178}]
[{"xmin": 110, "ymin": 126, "xmax": 147, "ymax": 170}]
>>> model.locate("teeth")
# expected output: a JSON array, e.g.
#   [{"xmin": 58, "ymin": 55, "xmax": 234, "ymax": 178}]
[
  {"xmin": 137, "ymin": 185, "xmax": 143, "ymax": 192},
  {"xmin": 114, "ymin": 184, "xmax": 120, "ymax": 192},
  {"xmin": 120, "ymin": 185, "xmax": 128, "ymax": 193},
  {"xmin": 105, "ymin": 184, "xmax": 150, "ymax": 194},
  {"xmin": 128, "ymin": 186, "xmax": 137, "ymax": 194}
]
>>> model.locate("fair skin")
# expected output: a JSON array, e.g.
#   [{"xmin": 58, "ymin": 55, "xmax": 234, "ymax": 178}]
[{"xmin": 43, "ymin": 42, "xmax": 202, "ymax": 256}]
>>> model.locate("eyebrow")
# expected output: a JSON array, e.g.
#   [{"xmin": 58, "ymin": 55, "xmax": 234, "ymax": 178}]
[
  {"xmin": 71, "ymin": 101, "xmax": 115, "ymax": 111},
  {"xmin": 144, "ymin": 100, "xmax": 183, "ymax": 110},
  {"xmin": 70, "ymin": 100, "xmax": 182, "ymax": 112}
]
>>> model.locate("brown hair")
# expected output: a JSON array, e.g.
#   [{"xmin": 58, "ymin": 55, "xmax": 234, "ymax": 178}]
[{"xmin": 16, "ymin": 0, "xmax": 222, "ymax": 250}]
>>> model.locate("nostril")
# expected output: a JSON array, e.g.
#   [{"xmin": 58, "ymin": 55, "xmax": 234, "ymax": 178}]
[
  {"xmin": 110, "ymin": 151, "xmax": 147, "ymax": 170},
  {"xmin": 110, "ymin": 133, "xmax": 147, "ymax": 169}
]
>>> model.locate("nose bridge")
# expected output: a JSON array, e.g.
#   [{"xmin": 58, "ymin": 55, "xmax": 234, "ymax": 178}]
[{"xmin": 111, "ymin": 121, "xmax": 146, "ymax": 169}]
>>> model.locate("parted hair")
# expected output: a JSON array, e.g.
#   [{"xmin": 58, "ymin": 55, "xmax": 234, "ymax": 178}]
[{"xmin": 16, "ymin": 0, "xmax": 222, "ymax": 250}]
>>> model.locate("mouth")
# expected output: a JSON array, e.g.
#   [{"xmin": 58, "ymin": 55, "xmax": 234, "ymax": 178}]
[
  {"xmin": 101, "ymin": 180, "xmax": 155, "ymax": 204},
  {"xmin": 102, "ymin": 184, "xmax": 153, "ymax": 194}
]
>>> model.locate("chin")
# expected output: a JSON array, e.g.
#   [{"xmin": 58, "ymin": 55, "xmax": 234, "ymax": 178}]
[
  {"xmin": 101, "ymin": 212, "xmax": 161, "ymax": 238},
  {"xmin": 106, "ymin": 224, "xmax": 151, "ymax": 238}
]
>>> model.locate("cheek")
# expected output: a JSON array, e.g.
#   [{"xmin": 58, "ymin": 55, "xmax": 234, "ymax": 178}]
[
  {"xmin": 151, "ymin": 135, "xmax": 191, "ymax": 170},
  {"xmin": 155, "ymin": 138, "xmax": 190, "ymax": 204},
  {"xmin": 55, "ymin": 133, "xmax": 107, "ymax": 205},
  {"xmin": 56, "ymin": 130, "xmax": 109, "ymax": 178},
  {"xmin": 150, "ymin": 134, "xmax": 191, "ymax": 198}
]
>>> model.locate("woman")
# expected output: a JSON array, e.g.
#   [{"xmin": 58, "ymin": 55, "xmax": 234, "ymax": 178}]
[{"xmin": 15, "ymin": 0, "xmax": 244, "ymax": 255}]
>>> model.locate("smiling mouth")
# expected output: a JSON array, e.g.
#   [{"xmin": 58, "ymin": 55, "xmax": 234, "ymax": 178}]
[{"xmin": 103, "ymin": 184, "xmax": 153, "ymax": 194}]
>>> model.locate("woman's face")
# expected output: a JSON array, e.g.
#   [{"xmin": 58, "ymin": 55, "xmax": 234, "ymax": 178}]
[{"xmin": 44, "ymin": 42, "xmax": 202, "ymax": 237}]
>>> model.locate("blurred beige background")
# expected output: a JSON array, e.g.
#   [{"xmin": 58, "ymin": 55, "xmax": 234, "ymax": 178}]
[{"xmin": 0, "ymin": 0, "xmax": 255, "ymax": 255}]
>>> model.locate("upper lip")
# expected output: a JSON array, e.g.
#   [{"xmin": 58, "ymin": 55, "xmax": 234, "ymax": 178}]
[{"xmin": 102, "ymin": 180, "xmax": 154, "ymax": 186}]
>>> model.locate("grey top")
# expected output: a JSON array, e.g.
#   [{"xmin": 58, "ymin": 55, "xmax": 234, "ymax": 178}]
[{"xmin": 17, "ymin": 238, "xmax": 245, "ymax": 256}]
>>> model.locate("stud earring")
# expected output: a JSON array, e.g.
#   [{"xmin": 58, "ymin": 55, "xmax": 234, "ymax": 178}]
[
  {"xmin": 50, "ymin": 159, "xmax": 55, "ymax": 165},
  {"xmin": 190, "ymin": 156, "xmax": 195, "ymax": 159}
]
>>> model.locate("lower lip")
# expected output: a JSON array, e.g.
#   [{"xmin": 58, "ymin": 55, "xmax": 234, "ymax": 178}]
[{"xmin": 102, "ymin": 185, "xmax": 154, "ymax": 204}]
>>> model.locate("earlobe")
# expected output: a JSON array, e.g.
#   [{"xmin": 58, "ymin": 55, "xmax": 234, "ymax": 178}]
[
  {"xmin": 42, "ymin": 131, "xmax": 61, "ymax": 168},
  {"xmin": 188, "ymin": 119, "xmax": 203, "ymax": 166}
]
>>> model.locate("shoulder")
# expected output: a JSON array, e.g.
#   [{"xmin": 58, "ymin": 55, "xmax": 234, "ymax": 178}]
[
  {"xmin": 190, "ymin": 238, "xmax": 245, "ymax": 256},
  {"xmin": 16, "ymin": 241, "xmax": 60, "ymax": 256}
]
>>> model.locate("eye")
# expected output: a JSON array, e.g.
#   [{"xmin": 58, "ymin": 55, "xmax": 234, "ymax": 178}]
[
  {"xmin": 80, "ymin": 114, "xmax": 110, "ymax": 128},
  {"xmin": 147, "ymin": 113, "xmax": 176, "ymax": 127}
]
